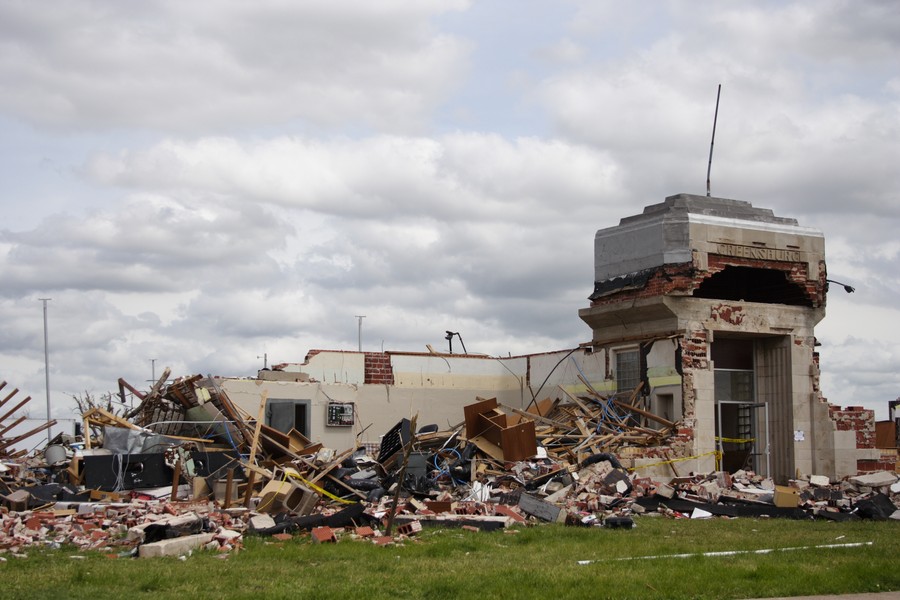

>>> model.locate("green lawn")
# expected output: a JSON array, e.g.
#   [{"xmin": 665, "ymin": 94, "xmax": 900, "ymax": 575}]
[{"xmin": 2, "ymin": 517, "xmax": 899, "ymax": 600}]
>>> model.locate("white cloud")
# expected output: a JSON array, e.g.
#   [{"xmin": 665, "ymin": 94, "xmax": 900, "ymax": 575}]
[
  {"xmin": 1, "ymin": 0, "xmax": 898, "ymax": 433},
  {"xmin": 0, "ymin": 1, "xmax": 471, "ymax": 133}
]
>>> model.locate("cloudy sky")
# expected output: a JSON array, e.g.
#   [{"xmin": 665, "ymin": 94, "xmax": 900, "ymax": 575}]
[{"xmin": 2, "ymin": 0, "xmax": 898, "ymax": 446}]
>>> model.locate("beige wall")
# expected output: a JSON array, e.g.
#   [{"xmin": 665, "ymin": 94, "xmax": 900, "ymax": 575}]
[{"xmin": 221, "ymin": 369, "xmax": 532, "ymax": 450}]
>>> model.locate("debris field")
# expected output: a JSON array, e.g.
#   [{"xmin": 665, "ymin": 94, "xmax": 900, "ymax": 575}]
[{"xmin": 2, "ymin": 375, "xmax": 898, "ymax": 559}]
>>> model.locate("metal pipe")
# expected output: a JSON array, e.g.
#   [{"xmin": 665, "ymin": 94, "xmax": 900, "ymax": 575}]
[
  {"xmin": 39, "ymin": 298, "xmax": 51, "ymax": 444},
  {"xmin": 706, "ymin": 84, "xmax": 722, "ymax": 197}
]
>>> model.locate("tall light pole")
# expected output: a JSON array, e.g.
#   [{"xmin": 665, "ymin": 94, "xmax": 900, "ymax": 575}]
[
  {"xmin": 150, "ymin": 358, "xmax": 157, "ymax": 383},
  {"xmin": 355, "ymin": 315, "xmax": 365, "ymax": 352},
  {"xmin": 39, "ymin": 298, "xmax": 51, "ymax": 444}
]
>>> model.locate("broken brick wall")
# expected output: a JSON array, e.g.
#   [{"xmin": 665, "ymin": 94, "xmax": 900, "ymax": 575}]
[
  {"xmin": 589, "ymin": 256, "xmax": 826, "ymax": 309},
  {"xmin": 364, "ymin": 353, "xmax": 394, "ymax": 385},
  {"xmin": 828, "ymin": 405, "xmax": 893, "ymax": 472}
]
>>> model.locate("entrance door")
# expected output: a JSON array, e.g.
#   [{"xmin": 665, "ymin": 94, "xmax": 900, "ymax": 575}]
[
  {"xmin": 712, "ymin": 338, "xmax": 768, "ymax": 475},
  {"xmin": 715, "ymin": 398, "xmax": 769, "ymax": 474},
  {"xmin": 266, "ymin": 399, "xmax": 310, "ymax": 437}
]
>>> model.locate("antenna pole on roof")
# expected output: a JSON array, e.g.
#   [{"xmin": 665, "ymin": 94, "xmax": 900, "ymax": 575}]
[{"xmin": 706, "ymin": 83, "xmax": 722, "ymax": 197}]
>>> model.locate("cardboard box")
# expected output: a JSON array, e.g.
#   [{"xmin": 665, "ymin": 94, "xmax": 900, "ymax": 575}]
[{"xmin": 773, "ymin": 484, "xmax": 800, "ymax": 507}]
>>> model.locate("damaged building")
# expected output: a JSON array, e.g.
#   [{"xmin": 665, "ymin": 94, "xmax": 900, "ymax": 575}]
[
  {"xmin": 215, "ymin": 193, "xmax": 878, "ymax": 483},
  {"xmin": 2, "ymin": 193, "xmax": 897, "ymax": 558},
  {"xmin": 578, "ymin": 193, "xmax": 874, "ymax": 481}
]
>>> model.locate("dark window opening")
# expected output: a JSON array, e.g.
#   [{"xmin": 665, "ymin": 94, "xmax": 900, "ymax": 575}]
[
  {"xmin": 693, "ymin": 266, "xmax": 811, "ymax": 306},
  {"xmin": 711, "ymin": 338, "xmax": 754, "ymax": 369}
]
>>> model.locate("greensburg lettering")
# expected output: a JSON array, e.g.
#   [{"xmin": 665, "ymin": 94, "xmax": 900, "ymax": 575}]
[{"xmin": 715, "ymin": 243, "xmax": 801, "ymax": 262}]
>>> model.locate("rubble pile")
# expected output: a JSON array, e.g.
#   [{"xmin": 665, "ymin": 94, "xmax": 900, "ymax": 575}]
[{"xmin": 1, "ymin": 374, "xmax": 899, "ymax": 558}]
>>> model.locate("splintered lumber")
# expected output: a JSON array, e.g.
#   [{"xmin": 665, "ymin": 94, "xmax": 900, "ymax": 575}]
[
  {"xmin": 246, "ymin": 390, "xmax": 268, "ymax": 468},
  {"xmin": 124, "ymin": 367, "xmax": 171, "ymax": 420},
  {"xmin": 118, "ymin": 377, "xmax": 146, "ymax": 406},
  {"xmin": 83, "ymin": 407, "xmax": 143, "ymax": 431},
  {"xmin": 0, "ymin": 420, "xmax": 57, "ymax": 452},
  {"xmin": 611, "ymin": 398, "xmax": 676, "ymax": 429},
  {"xmin": 0, "ymin": 384, "xmax": 58, "ymax": 456},
  {"xmin": 204, "ymin": 376, "xmax": 252, "ymax": 448},
  {"xmin": 0, "ymin": 395, "xmax": 33, "ymax": 425}
]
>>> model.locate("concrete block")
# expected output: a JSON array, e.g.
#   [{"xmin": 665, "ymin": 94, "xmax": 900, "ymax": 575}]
[
  {"xmin": 282, "ymin": 484, "xmax": 318, "ymax": 515},
  {"xmin": 397, "ymin": 521, "xmax": 422, "ymax": 537},
  {"xmin": 139, "ymin": 533, "xmax": 215, "ymax": 558}
]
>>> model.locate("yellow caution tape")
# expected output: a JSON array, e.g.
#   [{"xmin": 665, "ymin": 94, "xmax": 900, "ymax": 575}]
[
  {"xmin": 627, "ymin": 450, "xmax": 722, "ymax": 472},
  {"xmin": 283, "ymin": 470, "xmax": 355, "ymax": 505},
  {"xmin": 715, "ymin": 436, "xmax": 755, "ymax": 444}
]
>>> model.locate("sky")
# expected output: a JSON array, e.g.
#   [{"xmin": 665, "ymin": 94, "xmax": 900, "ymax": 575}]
[{"xmin": 1, "ymin": 0, "xmax": 899, "ymax": 448}]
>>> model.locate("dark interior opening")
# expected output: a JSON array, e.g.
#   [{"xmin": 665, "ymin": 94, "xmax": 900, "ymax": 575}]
[{"xmin": 693, "ymin": 266, "xmax": 811, "ymax": 306}]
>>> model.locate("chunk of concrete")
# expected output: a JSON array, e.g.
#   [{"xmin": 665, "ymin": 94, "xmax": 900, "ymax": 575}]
[
  {"xmin": 809, "ymin": 474, "xmax": 830, "ymax": 487},
  {"xmin": 139, "ymin": 533, "xmax": 215, "ymax": 558},
  {"xmin": 655, "ymin": 483, "xmax": 676, "ymax": 499},
  {"xmin": 248, "ymin": 513, "xmax": 277, "ymax": 532},
  {"xmin": 850, "ymin": 471, "xmax": 898, "ymax": 488}
]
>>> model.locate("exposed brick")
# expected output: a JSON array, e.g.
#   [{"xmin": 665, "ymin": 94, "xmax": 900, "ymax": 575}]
[
  {"xmin": 311, "ymin": 527, "xmax": 336, "ymax": 543},
  {"xmin": 494, "ymin": 504, "xmax": 526, "ymax": 523},
  {"xmin": 355, "ymin": 526, "xmax": 375, "ymax": 538}
]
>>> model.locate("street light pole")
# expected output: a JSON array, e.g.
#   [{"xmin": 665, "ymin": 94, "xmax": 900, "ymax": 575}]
[{"xmin": 39, "ymin": 298, "xmax": 51, "ymax": 444}]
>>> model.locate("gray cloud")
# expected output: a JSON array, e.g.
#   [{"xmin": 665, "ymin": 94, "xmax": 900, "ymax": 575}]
[
  {"xmin": 0, "ymin": 1, "xmax": 897, "ymax": 429},
  {"xmin": 0, "ymin": 1, "xmax": 470, "ymax": 134}
]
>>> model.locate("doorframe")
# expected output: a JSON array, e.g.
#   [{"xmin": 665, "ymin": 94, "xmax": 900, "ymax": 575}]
[{"xmin": 716, "ymin": 400, "xmax": 770, "ymax": 476}]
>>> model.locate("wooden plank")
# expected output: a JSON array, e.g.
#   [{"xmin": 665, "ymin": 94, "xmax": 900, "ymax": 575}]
[
  {"xmin": 611, "ymin": 398, "xmax": 676, "ymax": 428},
  {"xmin": 0, "ymin": 415, "xmax": 27, "ymax": 437},
  {"xmin": 509, "ymin": 407, "xmax": 569, "ymax": 429},
  {"xmin": 0, "ymin": 386, "xmax": 18, "ymax": 410},
  {"xmin": 245, "ymin": 390, "xmax": 268, "ymax": 468},
  {"xmin": 118, "ymin": 378, "xmax": 146, "ymax": 405},
  {"xmin": 0, "ymin": 419, "xmax": 56, "ymax": 451},
  {"xmin": 556, "ymin": 385, "xmax": 596, "ymax": 418},
  {"xmin": 0, "ymin": 395, "xmax": 32, "ymax": 424}
]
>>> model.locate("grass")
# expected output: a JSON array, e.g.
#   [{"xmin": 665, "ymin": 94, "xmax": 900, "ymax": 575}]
[{"xmin": 2, "ymin": 516, "xmax": 899, "ymax": 600}]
